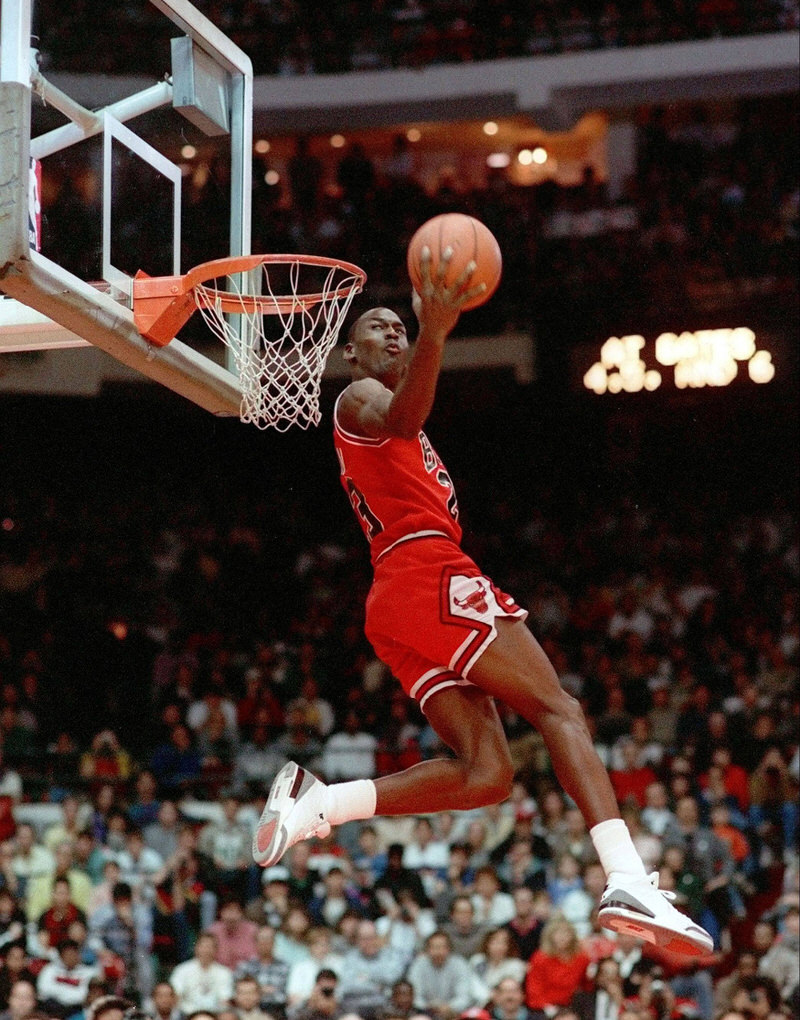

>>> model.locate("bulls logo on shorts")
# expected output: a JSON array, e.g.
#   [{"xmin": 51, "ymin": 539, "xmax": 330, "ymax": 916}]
[{"xmin": 449, "ymin": 575, "xmax": 499, "ymax": 619}]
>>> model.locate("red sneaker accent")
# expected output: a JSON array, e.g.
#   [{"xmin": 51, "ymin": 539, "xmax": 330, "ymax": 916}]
[{"xmin": 256, "ymin": 819, "xmax": 277, "ymax": 854}]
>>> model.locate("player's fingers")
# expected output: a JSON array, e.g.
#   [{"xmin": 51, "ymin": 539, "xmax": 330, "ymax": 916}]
[
  {"xmin": 453, "ymin": 259, "xmax": 477, "ymax": 290},
  {"xmin": 457, "ymin": 282, "xmax": 487, "ymax": 306},
  {"xmin": 418, "ymin": 245, "xmax": 434, "ymax": 288},
  {"xmin": 435, "ymin": 246, "xmax": 453, "ymax": 284}
]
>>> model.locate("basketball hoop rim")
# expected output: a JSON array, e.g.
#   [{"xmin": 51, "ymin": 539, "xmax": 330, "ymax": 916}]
[{"xmin": 132, "ymin": 253, "xmax": 367, "ymax": 347}]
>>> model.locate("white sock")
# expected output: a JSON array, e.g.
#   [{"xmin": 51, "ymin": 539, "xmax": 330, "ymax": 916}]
[
  {"xmin": 590, "ymin": 818, "xmax": 648, "ymax": 878},
  {"xmin": 324, "ymin": 779, "xmax": 377, "ymax": 826}
]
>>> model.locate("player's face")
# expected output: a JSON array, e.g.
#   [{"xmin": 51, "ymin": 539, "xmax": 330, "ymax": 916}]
[{"xmin": 347, "ymin": 308, "xmax": 409, "ymax": 385}]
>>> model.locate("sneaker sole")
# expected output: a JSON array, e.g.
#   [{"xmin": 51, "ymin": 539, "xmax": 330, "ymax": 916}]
[
  {"xmin": 598, "ymin": 905, "xmax": 713, "ymax": 956},
  {"xmin": 252, "ymin": 762, "xmax": 305, "ymax": 867}
]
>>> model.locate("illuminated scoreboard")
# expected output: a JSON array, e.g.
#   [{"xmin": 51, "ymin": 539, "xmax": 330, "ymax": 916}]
[{"xmin": 583, "ymin": 328, "xmax": 775, "ymax": 395}]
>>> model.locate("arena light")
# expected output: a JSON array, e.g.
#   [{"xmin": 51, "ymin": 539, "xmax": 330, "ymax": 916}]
[
  {"xmin": 330, "ymin": 134, "xmax": 346, "ymax": 148},
  {"xmin": 254, "ymin": 138, "xmax": 270, "ymax": 154},
  {"xmin": 483, "ymin": 121, "xmax": 499, "ymax": 136},
  {"xmin": 532, "ymin": 147, "xmax": 548, "ymax": 164},
  {"xmin": 584, "ymin": 327, "xmax": 773, "ymax": 393},
  {"xmin": 406, "ymin": 128, "xmax": 421, "ymax": 142},
  {"xmin": 487, "ymin": 152, "xmax": 511, "ymax": 168},
  {"xmin": 180, "ymin": 144, "xmax": 197, "ymax": 159},
  {"xmin": 264, "ymin": 170, "xmax": 280, "ymax": 185},
  {"xmin": 518, "ymin": 149, "xmax": 533, "ymax": 165}
]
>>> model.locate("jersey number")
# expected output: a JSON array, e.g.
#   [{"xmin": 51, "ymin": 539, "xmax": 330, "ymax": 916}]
[{"xmin": 346, "ymin": 479, "xmax": 384, "ymax": 541}]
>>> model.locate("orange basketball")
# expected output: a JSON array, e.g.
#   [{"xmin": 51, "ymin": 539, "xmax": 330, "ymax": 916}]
[{"xmin": 407, "ymin": 213, "xmax": 502, "ymax": 311}]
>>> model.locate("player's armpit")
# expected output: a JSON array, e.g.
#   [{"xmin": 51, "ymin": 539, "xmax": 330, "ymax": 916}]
[{"xmin": 337, "ymin": 378, "xmax": 395, "ymax": 439}]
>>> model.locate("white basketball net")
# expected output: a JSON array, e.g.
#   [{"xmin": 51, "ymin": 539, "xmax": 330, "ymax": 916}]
[{"xmin": 194, "ymin": 259, "xmax": 363, "ymax": 431}]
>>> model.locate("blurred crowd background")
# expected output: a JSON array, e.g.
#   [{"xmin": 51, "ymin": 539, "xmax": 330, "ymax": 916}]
[{"xmin": 1, "ymin": 3, "xmax": 798, "ymax": 1020}]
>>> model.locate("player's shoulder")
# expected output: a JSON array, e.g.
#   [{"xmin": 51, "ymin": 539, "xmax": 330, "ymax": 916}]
[{"xmin": 336, "ymin": 377, "xmax": 391, "ymax": 436}]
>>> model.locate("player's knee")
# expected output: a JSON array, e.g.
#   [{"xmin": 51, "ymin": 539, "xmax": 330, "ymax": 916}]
[
  {"xmin": 463, "ymin": 753, "xmax": 514, "ymax": 807},
  {"xmin": 557, "ymin": 690, "xmax": 590, "ymax": 734}
]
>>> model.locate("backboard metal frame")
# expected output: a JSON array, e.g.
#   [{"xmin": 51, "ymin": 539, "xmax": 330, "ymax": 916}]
[{"xmin": 0, "ymin": 0, "xmax": 253, "ymax": 416}]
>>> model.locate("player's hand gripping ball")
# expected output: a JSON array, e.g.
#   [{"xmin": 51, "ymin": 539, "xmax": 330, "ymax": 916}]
[{"xmin": 407, "ymin": 213, "xmax": 502, "ymax": 311}]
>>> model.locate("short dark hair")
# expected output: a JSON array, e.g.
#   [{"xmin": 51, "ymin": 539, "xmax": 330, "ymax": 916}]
[
  {"xmin": 316, "ymin": 969, "xmax": 338, "ymax": 984},
  {"xmin": 57, "ymin": 938, "xmax": 80, "ymax": 954},
  {"xmin": 111, "ymin": 882, "xmax": 133, "ymax": 902}
]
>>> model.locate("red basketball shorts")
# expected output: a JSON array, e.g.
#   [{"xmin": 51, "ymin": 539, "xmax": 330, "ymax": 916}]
[{"xmin": 364, "ymin": 536, "xmax": 528, "ymax": 712}]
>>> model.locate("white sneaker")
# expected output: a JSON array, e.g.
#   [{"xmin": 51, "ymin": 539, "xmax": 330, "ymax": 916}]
[
  {"xmin": 252, "ymin": 762, "xmax": 331, "ymax": 867},
  {"xmin": 598, "ymin": 871, "xmax": 714, "ymax": 956}
]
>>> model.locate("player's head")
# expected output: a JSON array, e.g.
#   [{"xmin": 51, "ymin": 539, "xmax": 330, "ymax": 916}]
[{"xmin": 344, "ymin": 307, "xmax": 409, "ymax": 387}]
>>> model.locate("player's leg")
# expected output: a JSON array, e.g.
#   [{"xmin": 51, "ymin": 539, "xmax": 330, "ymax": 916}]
[
  {"xmin": 469, "ymin": 617, "xmax": 713, "ymax": 955},
  {"xmin": 253, "ymin": 683, "xmax": 513, "ymax": 865},
  {"xmin": 467, "ymin": 617, "xmax": 617, "ymax": 828}
]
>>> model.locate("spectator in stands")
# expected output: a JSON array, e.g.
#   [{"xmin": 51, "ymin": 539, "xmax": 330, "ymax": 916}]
[
  {"xmin": 66, "ymin": 975, "xmax": 110, "ymax": 1020},
  {"xmin": 0, "ymin": 979, "xmax": 37, "ymax": 1020},
  {"xmin": 609, "ymin": 739, "xmax": 659, "ymax": 809},
  {"xmin": 235, "ymin": 924, "xmax": 289, "ymax": 1018},
  {"xmin": 148, "ymin": 981, "xmax": 180, "ymax": 1020},
  {"xmin": 285, "ymin": 927, "xmax": 343, "ymax": 1011},
  {"xmin": 403, "ymin": 818, "xmax": 449, "ymax": 877},
  {"xmin": 407, "ymin": 930, "xmax": 482, "ymax": 1019},
  {"xmin": 308, "ymin": 865, "xmax": 363, "ymax": 928},
  {"xmin": 337, "ymin": 919, "xmax": 404, "ymax": 1019},
  {"xmin": 36, "ymin": 938, "xmax": 99, "ymax": 1018},
  {"xmin": 570, "ymin": 956, "xmax": 625, "ymax": 1020},
  {"xmin": 245, "ymin": 867, "xmax": 290, "ymax": 929},
  {"xmin": 321, "ymin": 709, "xmax": 377, "ymax": 782},
  {"xmin": 471, "ymin": 867, "xmax": 515, "ymax": 927},
  {"xmin": 43, "ymin": 797, "xmax": 85, "ymax": 855},
  {"xmin": 640, "ymin": 783, "xmax": 674, "ymax": 838},
  {"xmin": 503, "ymin": 886, "xmax": 548, "ymax": 961},
  {"xmin": 290, "ymin": 967, "xmax": 341, "ymax": 1020},
  {"xmin": 89, "ymin": 882, "xmax": 153, "ymax": 1002},
  {"xmin": 169, "ymin": 932, "xmax": 234, "ymax": 1016},
  {"xmin": 79, "ymin": 732, "xmax": 131, "ymax": 790},
  {"xmin": 546, "ymin": 854, "xmax": 584, "ymax": 910},
  {"xmin": 374, "ymin": 844, "xmax": 427, "ymax": 909},
  {"xmin": 728, "ymin": 975, "xmax": 782, "ymax": 1019},
  {"xmin": 749, "ymin": 748, "xmax": 799, "ymax": 861},
  {"xmin": 197, "ymin": 793, "xmax": 254, "ymax": 901},
  {"xmin": 0, "ymin": 947, "xmax": 36, "ymax": 1011},
  {"xmin": 230, "ymin": 973, "xmax": 273, "ymax": 1020},
  {"xmin": 150, "ymin": 725, "xmax": 203, "ymax": 793},
  {"xmin": 560, "ymin": 861, "xmax": 607, "ymax": 938},
  {"xmin": 36, "ymin": 876, "xmax": 86, "ymax": 956},
  {"xmin": 714, "ymin": 951, "xmax": 759, "ymax": 1015},
  {"xmin": 143, "ymin": 802, "xmax": 181, "ymax": 863},
  {"xmin": 758, "ymin": 905, "xmax": 799, "ymax": 1005},
  {"xmin": 443, "ymin": 896, "xmax": 491, "ymax": 960},
  {"xmin": 524, "ymin": 917, "xmax": 590, "ymax": 1013},
  {"xmin": 468, "ymin": 928, "xmax": 527, "ymax": 996},
  {"xmin": 0, "ymin": 889, "xmax": 25, "ymax": 953},
  {"xmin": 10, "ymin": 825, "xmax": 52, "ymax": 902},
  {"xmin": 208, "ymin": 898, "xmax": 259, "ymax": 970},
  {"xmin": 114, "ymin": 828, "xmax": 163, "ymax": 901},
  {"xmin": 72, "ymin": 831, "xmax": 105, "ymax": 888}
]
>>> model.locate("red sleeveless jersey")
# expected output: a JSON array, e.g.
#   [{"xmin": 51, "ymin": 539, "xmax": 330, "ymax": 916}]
[{"xmin": 333, "ymin": 390, "xmax": 462, "ymax": 565}]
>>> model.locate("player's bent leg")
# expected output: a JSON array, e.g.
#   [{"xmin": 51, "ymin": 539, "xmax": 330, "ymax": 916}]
[
  {"xmin": 254, "ymin": 685, "xmax": 512, "ymax": 868},
  {"xmin": 468, "ymin": 617, "xmax": 619, "ymax": 827},
  {"xmin": 373, "ymin": 683, "xmax": 514, "ymax": 815}
]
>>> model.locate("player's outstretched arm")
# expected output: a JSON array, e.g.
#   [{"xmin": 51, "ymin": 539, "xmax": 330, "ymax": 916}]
[{"xmin": 340, "ymin": 247, "xmax": 484, "ymax": 440}]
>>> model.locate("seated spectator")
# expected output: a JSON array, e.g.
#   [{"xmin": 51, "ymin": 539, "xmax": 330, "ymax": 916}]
[
  {"xmin": 320, "ymin": 708, "xmax": 377, "ymax": 781},
  {"xmin": 89, "ymin": 882, "xmax": 153, "ymax": 1003},
  {"xmin": 285, "ymin": 927, "xmax": 344, "ymax": 1011},
  {"xmin": 149, "ymin": 725, "xmax": 203, "ymax": 793},
  {"xmin": 728, "ymin": 975, "xmax": 782, "ymax": 1020},
  {"xmin": 43, "ymin": 797, "xmax": 85, "ymax": 856},
  {"xmin": 546, "ymin": 854, "xmax": 584, "ymax": 910},
  {"xmin": 246, "ymin": 867, "xmax": 291, "ymax": 929},
  {"xmin": 113, "ymin": 827, "xmax": 163, "ymax": 901},
  {"xmin": 233, "ymin": 719, "xmax": 288, "ymax": 793},
  {"xmin": 79, "ymin": 731, "xmax": 131, "ymax": 791},
  {"xmin": 471, "ymin": 867, "xmax": 515, "ymax": 927},
  {"xmin": 374, "ymin": 844, "xmax": 428, "ymax": 909},
  {"xmin": 758, "ymin": 905, "xmax": 799, "ymax": 1005},
  {"xmin": 231, "ymin": 973, "xmax": 273, "ymax": 1020},
  {"xmin": 37, "ymin": 876, "xmax": 87, "ymax": 958},
  {"xmin": 36, "ymin": 938, "xmax": 99, "ymax": 1019},
  {"xmin": 561, "ymin": 861, "xmax": 607, "ymax": 939},
  {"xmin": 208, "ymin": 898, "xmax": 259, "ymax": 971},
  {"xmin": 0, "ymin": 979, "xmax": 37, "ymax": 1020},
  {"xmin": 0, "ymin": 890, "xmax": 25, "ymax": 953},
  {"xmin": 337, "ymin": 919, "xmax": 405, "ymax": 1019},
  {"xmin": 10, "ymin": 825, "xmax": 53, "ymax": 901},
  {"xmin": 525, "ymin": 917, "xmax": 590, "ymax": 1013},
  {"xmin": 169, "ymin": 932, "xmax": 234, "ymax": 1016},
  {"xmin": 442, "ymin": 896, "xmax": 492, "ymax": 960},
  {"xmin": 143, "ymin": 802, "xmax": 181, "ymax": 862},
  {"xmin": 290, "ymin": 967, "xmax": 341, "ymax": 1020},
  {"xmin": 374, "ymin": 886, "xmax": 437, "ymax": 970},
  {"xmin": 714, "ymin": 951, "xmax": 759, "ymax": 1015},
  {"xmin": 235, "ymin": 924, "xmax": 289, "ymax": 1018},
  {"xmin": 274, "ymin": 905, "xmax": 313, "ymax": 968},
  {"xmin": 197, "ymin": 793, "xmax": 254, "ymax": 901},
  {"xmin": 0, "ymin": 946, "xmax": 36, "ymax": 1011},
  {"xmin": 66, "ymin": 976, "xmax": 110, "ymax": 1020},
  {"xmin": 610, "ymin": 739, "xmax": 659, "ymax": 809},
  {"xmin": 407, "ymin": 930, "xmax": 483, "ymax": 1019},
  {"xmin": 503, "ymin": 886, "xmax": 549, "ymax": 961},
  {"xmin": 72, "ymin": 831, "xmax": 105, "ymax": 888},
  {"xmin": 468, "ymin": 928, "xmax": 527, "ymax": 996},
  {"xmin": 147, "ymin": 982, "xmax": 179, "ymax": 1020},
  {"xmin": 640, "ymin": 783, "xmax": 674, "ymax": 838},
  {"xmin": 488, "ymin": 976, "xmax": 535, "ymax": 1020},
  {"xmin": 749, "ymin": 747, "xmax": 799, "ymax": 861},
  {"xmin": 308, "ymin": 865, "xmax": 363, "ymax": 928},
  {"xmin": 403, "ymin": 817, "xmax": 450, "ymax": 878},
  {"xmin": 570, "ymin": 956, "xmax": 625, "ymax": 1020}
]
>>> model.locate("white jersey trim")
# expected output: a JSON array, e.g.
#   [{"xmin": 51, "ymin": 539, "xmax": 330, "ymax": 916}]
[{"xmin": 375, "ymin": 529, "xmax": 450, "ymax": 562}]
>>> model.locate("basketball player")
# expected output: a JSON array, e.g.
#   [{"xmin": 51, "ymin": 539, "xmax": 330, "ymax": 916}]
[{"xmin": 253, "ymin": 246, "xmax": 713, "ymax": 956}]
